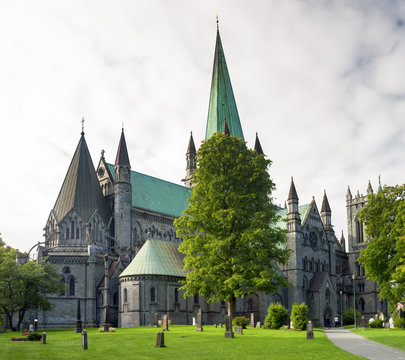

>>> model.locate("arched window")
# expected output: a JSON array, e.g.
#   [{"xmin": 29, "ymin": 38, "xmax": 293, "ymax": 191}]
[
  {"xmin": 247, "ymin": 299, "xmax": 253, "ymax": 311},
  {"xmin": 194, "ymin": 294, "xmax": 199, "ymax": 305},
  {"xmin": 71, "ymin": 221, "xmax": 75, "ymax": 239},
  {"xmin": 60, "ymin": 276, "xmax": 65, "ymax": 296},
  {"xmin": 359, "ymin": 298, "xmax": 365, "ymax": 312},
  {"xmin": 76, "ymin": 227, "xmax": 80, "ymax": 239},
  {"xmin": 325, "ymin": 288, "xmax": 330, "ymax": 305},
  {"xmin": 303, "ymin": 257, "xmax": 308, "ymax": 271},
  {"xmin": 322, "ymin": 261, "xmax": 326, "ymax": 272},
  {"xmin": 68, "ymin": 276, "xmax": 75, "ymax": 296},
  {"xmin": 150, "ymin": 287, "xmax": 156, "ymax": 302},
  {"xmin": 174, "ymin": 288, "xmax": 179, "ymax": 303},
  {"xmin": 355, "ymin": 217, "xmax": 364, "ymax": 243},
  {"xmin": 315, "ymin": 260, "xmax": 319, "ymax": 272},
  {"xmin": 66, "ymin": 228, "xmax": 70, "ymax": 240},
  {"xmin": 113, "ymin": 292, "xmax": 118, "ymax": 306},
  {"xmin": 303, "ymin": 276, "xmax": 308, "ymax": 290},
  {"xmin": 310, "ymin": 259, "xmax": 314, "ymax": 272},
  {"xmin": 124, "ymin": 288, "xmax": 128, "ymax": 303}
]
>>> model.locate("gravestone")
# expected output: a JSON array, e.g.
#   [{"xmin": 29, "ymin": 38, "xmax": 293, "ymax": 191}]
[
  {"xmin": 224, "ymin": 315, "xmax": 234, "ymax": 338},
  {"xmin": 219, "ymin": 323, "xmax": 223, "ymax": 328},
  {"xmin": 235, "ymin": 326, "xmax": 243, "ymax": 335},
  {"xmin": 75, "ymin": 298, "xmax": 83, "ymax": 333},
  {"xmin": 306, "ymin": 321, "xmax": 314, "ymax": 340},
  {"xmin": 192, "ymin": 317, "xmax": 196, "ymax": 326},
  {"xmin": 154, "ymin": 313, "xmax": 159, "ymax": 327},
  {"xmin": 250, "ymin": 313, "xmax": 255, "ymax": 328},
  {"xmin": 82, "ymin": 330, "xmax": 88, "ymax": 350},
  {"xmin": 214, "ymin": 324, "xmax": 217, "ymax": 328},
  {"xmin": 42, "ymin": 332, "xmax": 46, "ymax": 344},
  {"xmin": 196, "ymin": 308, "xmax": 203, "ymax": 332},
  {"xmin": 162, "ymin": 315, "xmax": 169, "ymax": 331},
  {"xmin": 389, "ymin": 317, "xmax": 394, "ymax": 329},
  {"xmin": 29, "ymin": 324, "xmax": 34, "ymax": 333},
  {"xmin": 156, "ymin": 332, "xmax": 166, "ymax": 347},
  {"xmin": 256, "ymin": 321, "xmax": 261, "ymax": 328}
]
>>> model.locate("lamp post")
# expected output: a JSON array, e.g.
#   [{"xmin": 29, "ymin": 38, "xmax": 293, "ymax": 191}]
[
  {"xmin": 352, "ymin": 274, "xmax": 357, "ymax": 329},
  {"xmin": 340, "ymin": 290, "xmax": 343, "ymax": 327}
]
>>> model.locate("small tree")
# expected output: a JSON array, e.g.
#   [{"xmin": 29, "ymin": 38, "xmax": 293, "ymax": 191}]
[
  {"xmin": 291, "ymin": 302, "xmax": 309, "ymax": 331},
  {"xmin": 0, "ymin": 240, "xmax": 64, "ymax": 330},
  {"xmin": 264, "ymin": 303, "xmax": 288, "ymax": 329},
  {"xmin": 232, "ymin": 316, "xmax": 249, "ymax": 329},
  {"xmin": 342, "ymin": 308, "xmax": 362, "ymax": 325}
]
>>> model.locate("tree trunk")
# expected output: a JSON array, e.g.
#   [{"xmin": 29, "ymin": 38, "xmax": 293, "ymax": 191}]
[
  {"xmin": 4, "ymin": 310, "xmax": 14, "ymax": 330},
  {"xmin": 16, "ymin": 308, "xmax": 26, "ymax": 331},
  {"xmin": 227, "ymin": 297, "xmax": 236, "ymax": 319}
]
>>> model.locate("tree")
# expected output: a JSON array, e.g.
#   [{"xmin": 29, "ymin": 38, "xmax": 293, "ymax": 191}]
[
  {"xmin": 290, "ymin": 302, "xmax": 309, "ymax": 330},
  {"xmin": 175, "ymin": 132, "xmax": 290, "ymax": 319},
  {"xmin": 264, "ymin": 303, "xmax": 288, "ymax": 329},
  {"xmin": 358, "ymin": 184, "xmax": 405, "ymax": 309},
  {"xmin": 0, "ymin": 240, "xmax": 64, "ymax": 330}
]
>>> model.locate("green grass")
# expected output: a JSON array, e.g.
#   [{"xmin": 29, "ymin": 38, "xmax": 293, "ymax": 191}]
[
  {"xmin": 0, "ymin": 326, "xmax": 364, "ymax": 360},
  {"xmin": 351, "ymin": 327, "xmax": 405, "ymax": 351}
]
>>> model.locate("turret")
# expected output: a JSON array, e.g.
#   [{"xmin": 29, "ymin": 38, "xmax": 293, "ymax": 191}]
[
  {"xmin": 320, "ymin": 190, "xmax": 332, "ymax": 230},
  {"xmin": 287, "ymin": 177, "xmax": 301, "ymax": 232},
  {"xmin": 254, "ymin": 133, "xmax": 264, "ymax": 155},
  {"xmin": 182, "ymin": 132, "xmax": 196, "ymax": 188},
  {"xmin": 346, "ymin": 186, "xmax": 352, "ymax": 201},
  {"xmin": 367, "ymin": 180, "xmax": 373, "ymax": 195},
  {"xmin": 114, "ymin": 129, "xmax": 132, "ymax": 256}
]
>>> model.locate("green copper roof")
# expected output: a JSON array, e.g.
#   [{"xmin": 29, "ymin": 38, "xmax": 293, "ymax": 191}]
[
  {"xmin": 275, "ymin": 204, "xmax": 311, "ymax": 230},
  {"xmin": 205, "ymin": 29, "xmax": 244, "ymax": 140},
  {"xmin": 119, "ymin": 238, "xmax": 186, "ymax": 278},
  {"xmin": 53, "ymin": 134, "xmax": 111, "ymax": 224},
  {"xmin": 107, "ymin": 164, "xmax": 190, "ymax": 217}
]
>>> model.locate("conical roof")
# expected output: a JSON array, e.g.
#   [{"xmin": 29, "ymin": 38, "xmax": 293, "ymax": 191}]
[
  {"xmin": 119, "ymin": 238, "xmax": 186, "ymax": 278},
  {"xmin": 115, "ymin": 129, "xmax": 130, "ymax": 166},
  {"xmin": 186, "ymin": 132, "xmax": 196, "ymax": 155},
  {"xmin": 254, "ymin": 133, "xmax": 264, "ymax": 155},
  {"xmin": 288, "ymin": 177, "xmax": 298, "ymax": 201},
  {"xmin": 205, "ymin": 27, "xmax": 244, "ymax": 140},
  {"xmin": 53, "ymin": 134, "xmax": 111, "ymax": 224},
  {"xmin": 321, "ymin": 191, "xmax": 331, "ymax": 213}
]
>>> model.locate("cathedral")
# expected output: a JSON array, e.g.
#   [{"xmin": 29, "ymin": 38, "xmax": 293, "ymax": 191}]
[{"xmin": 37, "ymin": 23, "xmax": 386, "ymax": 328}]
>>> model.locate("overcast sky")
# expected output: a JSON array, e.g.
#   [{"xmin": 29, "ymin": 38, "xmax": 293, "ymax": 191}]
[{"xmin": 1, "ymin": 0, "xmax": 404, "ymax": 252}]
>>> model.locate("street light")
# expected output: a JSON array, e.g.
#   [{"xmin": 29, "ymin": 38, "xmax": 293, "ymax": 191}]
[
  {"xmin": 340, "ymin": 290, "xmax": 343, "ymax": 327},
  {"xmin": 352, "ymin": 274, "xmax": 357, "ymax": 329}
]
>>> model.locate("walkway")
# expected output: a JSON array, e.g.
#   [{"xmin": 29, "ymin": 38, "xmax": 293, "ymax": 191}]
[{"xmin": 324, "ymin": 328, "xmax": 405, "ymax": 360}]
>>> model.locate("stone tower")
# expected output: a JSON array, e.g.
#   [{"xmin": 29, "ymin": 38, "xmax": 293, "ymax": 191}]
[
  {"xmin": 320, "ymin": 191, "xmax": 336, "ymax": 276},
  {"xmin": 285, "ymin": 178, "xmax": 303, "ymax": 304},
  {"xmin": 346, "ymin": 179, "xmax": 387, "ymax": 319},
  {"xmin": 114, "ymin": 129, "xmax": 132, "ymax": 257}
]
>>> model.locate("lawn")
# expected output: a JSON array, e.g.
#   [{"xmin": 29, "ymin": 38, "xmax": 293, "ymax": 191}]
[
  {"xmin": 0, "ymin": 325, "xmax": 364, "ymax": 360},
  {"xmin": 351, "ymin": 327, "xmax": 405, "ymax": 351}
]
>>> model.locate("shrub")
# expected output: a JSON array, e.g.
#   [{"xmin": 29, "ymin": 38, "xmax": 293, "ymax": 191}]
[
  {"xmin": 232, "ymin": 316, "xmax": 249, "ymax": 329},
  {"xmin": 394, "ymin": 317, "xmax": 405, "ymax": 329},
  {"xmin": 369, "ymin": 318, "xmax": 384, "ymax": 328},
  {"xmin": 342, "ymin": 308, "xmax": 362, "ymax": 325},
  {"xmin": 264, "ymin": 303, "xmax": 288, "ymax": 329},
  {"xmin": 291, "ymin": 302, "xmax": 309, "ymax": 331},
  {"xmin": 27, "ymin": 332, "xmax": 42, "ymax": 341}
]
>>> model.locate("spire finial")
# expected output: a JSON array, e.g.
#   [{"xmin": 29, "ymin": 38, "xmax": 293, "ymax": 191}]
[
  {"xmin": 216, "ymin": 10, "xmax": 219, "ymax": 30},
  {"xmin": 378, "ymin": 174, "xmax": 382, "ymax": 191},
  {"xmin": 81, "ymin": 117, "xmax": 85, "ymax": 135},
  {"xmin": 122, "ymin": 122, "xmax": 124, "ymax": 132}
]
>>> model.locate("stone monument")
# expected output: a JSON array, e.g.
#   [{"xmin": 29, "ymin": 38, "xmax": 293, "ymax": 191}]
[
  {"xmin": 156, "ymin": 332, "xmax": 166, "ymax": 347},
  {"xmin": 162, "ymin": 315, "xmax": 169, "ymax": 331},
  {"xmin": 235, "ymin": 326, "xmax": 243, "ymax": 335},
  {"xmin": 153, "ymin": 313, "xmax": 158, "ymax": 327},
  {"xmin": 306, "ymin": 320, "xmax": 314, "ymax": 339},
  {"xmin": 250, "ymin": 313, "xmax": 255, "ymax": 328},
  {"xmin": 75, "ymin": 298, "xmax": 83, "ymax": 333}
]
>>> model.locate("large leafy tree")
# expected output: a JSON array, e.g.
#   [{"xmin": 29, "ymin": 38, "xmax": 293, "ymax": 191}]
[
  {"xmin": 0, "ymin": 239, "xmax": 64, "ymax": 330},
  {"xmin": 358, "ymin": 184, "xmax": 405, "ymax": 309},
  {"xmin": 175, "ymin": 132, "xmax": 290, "ymax": 318}
]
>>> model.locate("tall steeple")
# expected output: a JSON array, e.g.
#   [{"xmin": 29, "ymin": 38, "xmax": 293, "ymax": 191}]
[
  {"xmin": 287, "ymin": 177, "xmax": 301, "ymax": 233},
  {"xmin": 182, "ymin": 132, "xmax": 196, "ymax": 188},
  {"xmin": 320, "ymin": 190, "xmax": 332, "ymax": 229},
  {"xmin": 205, "ymin": 21, "xmax": 244, "ymax": 140}
]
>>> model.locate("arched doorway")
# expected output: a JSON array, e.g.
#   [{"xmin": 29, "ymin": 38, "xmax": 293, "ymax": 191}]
[{"xmin": 324, "ymin": 307, "xmax": 332, "ymax": 328}]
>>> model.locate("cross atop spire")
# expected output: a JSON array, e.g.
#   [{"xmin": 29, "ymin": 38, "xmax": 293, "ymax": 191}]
[{"xmin": 81, "ymin": 117, "xmax": 85, "ymax": 135}]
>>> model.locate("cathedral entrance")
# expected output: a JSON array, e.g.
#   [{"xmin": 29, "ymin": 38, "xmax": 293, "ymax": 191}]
[{"xmin": 324, "ymin": 307, "xmax": 332, "ymax": 328}]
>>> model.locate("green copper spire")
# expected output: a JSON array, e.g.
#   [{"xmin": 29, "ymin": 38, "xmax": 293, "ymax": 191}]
[{"xmin": 205, "ymin": 25, "xmax": 244, "ymax": 140}]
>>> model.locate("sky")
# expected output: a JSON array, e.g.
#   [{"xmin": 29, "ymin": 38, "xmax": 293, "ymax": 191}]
[{"xmin": 0, "ymin": 0, "xmax": 404, "ymax": 252}]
